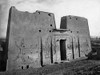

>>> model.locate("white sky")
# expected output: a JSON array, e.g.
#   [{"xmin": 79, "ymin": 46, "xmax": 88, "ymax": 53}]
[{"xmin": 1, "ymin": 0, "xmax": 100, "ymax": 37}]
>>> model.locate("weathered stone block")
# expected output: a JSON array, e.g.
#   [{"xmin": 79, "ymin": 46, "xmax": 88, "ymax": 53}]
[
  {"xmin": 71, "ymin": 34, "xmax": 80, "ymax": 59},
  {"xmin": 66, "ymin": 36, "xmax": 73, "ymax": 60},
  {"xmin": 42, "ymin": 34, "xmax": 52, "ymax": 65}
]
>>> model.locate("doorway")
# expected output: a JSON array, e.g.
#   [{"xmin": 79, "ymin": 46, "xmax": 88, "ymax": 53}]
[{"xmin": 60, "ymin": 39, "xmax": 66, "ymax": 60}]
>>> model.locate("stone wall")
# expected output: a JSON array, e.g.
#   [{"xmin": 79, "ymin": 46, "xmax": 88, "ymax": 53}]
[
  {"xmin": 6, "ymin": 7, "xmax": 56, "ymax": 70},
  {"xmin": 60, "ymin": 15, "xmax": 91, "ymax": 58}
]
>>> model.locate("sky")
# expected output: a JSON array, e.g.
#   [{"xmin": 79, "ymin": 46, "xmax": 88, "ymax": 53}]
[{"xmin": 0, "ymin": 0, "xmax": 100, "ymax": 37}]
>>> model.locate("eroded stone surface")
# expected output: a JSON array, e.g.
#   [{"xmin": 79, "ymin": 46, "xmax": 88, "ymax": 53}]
[{"xmin": 6, "ymin": 7, "xmax": 56, "ymax": 70}]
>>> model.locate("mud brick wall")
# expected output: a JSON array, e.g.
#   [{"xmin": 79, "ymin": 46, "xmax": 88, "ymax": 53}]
[
  {"xmin": 60, "ymin": 16, "xmax": 91, "ymax": 58},
  {"xmin": 6, "ymin": 6, "xmax": 56, "ymax": 71}
]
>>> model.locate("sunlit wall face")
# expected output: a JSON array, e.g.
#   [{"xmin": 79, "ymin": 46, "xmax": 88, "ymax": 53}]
[{"xmin": 0, "ymin": 0, "xmax": 100, "ymax": 38}]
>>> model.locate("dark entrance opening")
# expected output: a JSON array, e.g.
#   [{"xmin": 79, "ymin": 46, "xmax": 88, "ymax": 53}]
[{"xmin": 60, "ymin": 39, "xmax": 66, "ymax": 60}]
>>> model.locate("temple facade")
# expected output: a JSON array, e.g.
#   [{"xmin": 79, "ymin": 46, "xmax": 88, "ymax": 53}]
[{"xmin": 6, "ymin": 6, "xmax": 91, "ymax": 71}]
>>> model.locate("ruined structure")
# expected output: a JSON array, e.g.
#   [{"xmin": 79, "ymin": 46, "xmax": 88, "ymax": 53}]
[{"xmin": 6, "ymin": 7, "xmax": 91, "ymax": 71}]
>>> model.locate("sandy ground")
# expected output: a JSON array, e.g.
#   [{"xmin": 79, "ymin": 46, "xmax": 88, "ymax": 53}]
[{"xmin": 0, "ymin": 58, "xmax": 100, "ymax": 75}]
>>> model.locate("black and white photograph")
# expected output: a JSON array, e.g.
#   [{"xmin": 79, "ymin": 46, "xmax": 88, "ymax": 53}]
[{"xmin": 0, "ymin": 0, "xmax": 100, "ymax": 75}]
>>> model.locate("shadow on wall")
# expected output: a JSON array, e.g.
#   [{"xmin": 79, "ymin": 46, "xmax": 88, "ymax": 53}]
[{"xmin": 0, "ymin": 38, "xmax": 7, "ymax": 72}]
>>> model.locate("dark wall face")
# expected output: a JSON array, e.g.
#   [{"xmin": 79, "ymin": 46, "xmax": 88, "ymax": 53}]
[
  {"xmin": 0, "ymin": 39, "xmax": 7, "ymax": 71},
  {"xmin": 60, "ymin": 16, "xmax": 67, "ymax": 29}
]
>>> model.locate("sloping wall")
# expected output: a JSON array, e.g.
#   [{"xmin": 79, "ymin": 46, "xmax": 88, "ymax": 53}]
[
  {"xmin": 60, "ymin": 16, "xmax": 91, "ymax": 57},
  {"xmin": 6, "ymin": 7, "xmax": 56, "ymax": 70}
]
